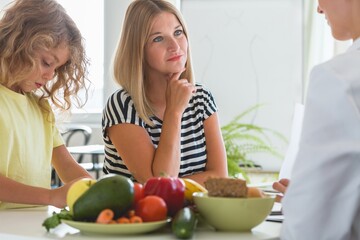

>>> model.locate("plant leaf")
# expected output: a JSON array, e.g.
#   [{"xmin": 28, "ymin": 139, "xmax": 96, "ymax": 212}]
[
  {"xmin": 221, "ymin": 104, "xmax": 288, "ymax": 180},
  {"xmin": 42, "ymin": 208, "xmax": 73, "ymax": 232}
]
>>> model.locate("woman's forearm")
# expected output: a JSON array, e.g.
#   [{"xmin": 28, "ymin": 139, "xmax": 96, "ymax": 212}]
[{"xmin": 152, "ymin": 111, "xmax": 182, "ymax": 177}]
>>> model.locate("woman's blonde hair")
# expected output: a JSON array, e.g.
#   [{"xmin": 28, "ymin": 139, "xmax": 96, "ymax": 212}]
[
  {"xmin": 113, "ymin": 0, "xmax": 195, "ymax": 126},
  {"xmin": 0, "ymin": 0, "xmax": 89, "ymax": 112}
]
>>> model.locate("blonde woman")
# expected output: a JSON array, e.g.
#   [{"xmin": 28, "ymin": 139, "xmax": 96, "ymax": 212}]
[
  {"xmin": 0, "ymin": 0, "xmax": 92, "ymax": 209},
  {"xmin": 102, "ymin": 0, "xmax": 227, "ymax": 185}
]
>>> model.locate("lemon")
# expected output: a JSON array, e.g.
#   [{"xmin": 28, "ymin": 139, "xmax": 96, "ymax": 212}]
[{"xmin": 66, "ymin": 178, "xmax": 97, "ymax": 214}]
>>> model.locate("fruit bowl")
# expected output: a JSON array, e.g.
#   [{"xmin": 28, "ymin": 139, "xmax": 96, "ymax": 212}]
[{"xmin": 193, "ymin": 192, "xmax": 275, "ymax": 232}]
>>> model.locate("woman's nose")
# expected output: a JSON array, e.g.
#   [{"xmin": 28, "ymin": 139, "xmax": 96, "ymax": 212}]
[
  {"xmin": 168, "ymin": 38, "xmax": 180, "ymax": 52},
  {"xmin": 317, "ymin": 6, "xmax": 324, "ymax": 14}
]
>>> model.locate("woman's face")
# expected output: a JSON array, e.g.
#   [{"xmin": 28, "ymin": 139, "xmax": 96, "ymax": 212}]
[
  {"xmin": 317, "ymin": 0, "xmax": 356, "ymax": 40},
  {"xmin": 144, "ymin": 12, "xmax": 188, "ymax": 78},
  {"xmin": 15, "ymin": 44, "xmax": 70, "ymax": 93}
]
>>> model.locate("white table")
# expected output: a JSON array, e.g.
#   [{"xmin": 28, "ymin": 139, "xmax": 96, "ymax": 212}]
[
  {"xmin": 67, "ymin": 145, "xmax": 104, "ymax": 179},
  {"xmin": 0, "ymin": 206, "xmax": 281, "ymax": 240}
]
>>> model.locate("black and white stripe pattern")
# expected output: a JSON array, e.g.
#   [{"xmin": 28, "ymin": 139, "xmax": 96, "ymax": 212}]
[{"xmin": 102, "ymin": 84, "xmax": 217, "ymax": 181}]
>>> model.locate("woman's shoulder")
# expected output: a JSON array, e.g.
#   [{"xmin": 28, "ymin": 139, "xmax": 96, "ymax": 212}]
[
  {"xmin": 109, "ymin": 88, "xmax": 130, "ymax": 98},
  {"xmin": 194, "ymin": 83, "xmax": 213, "ymax": 95},
  {"xmin": 103, "ymin": 88, "xmax": 138, "ymax": 118},
  {"xmin": 107, "ymin": 88, "xmax": 133, "ymax": 104}
]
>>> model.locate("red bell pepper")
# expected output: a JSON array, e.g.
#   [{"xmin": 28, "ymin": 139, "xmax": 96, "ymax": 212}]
[{"xmin": 143, "ymin": 177, "xmax": 185, "ymax": 216}]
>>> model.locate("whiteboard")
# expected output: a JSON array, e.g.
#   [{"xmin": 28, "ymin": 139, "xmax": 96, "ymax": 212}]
[{"xmin": 180, "ymin": 0, "xmax": 303, "ymax": 169}]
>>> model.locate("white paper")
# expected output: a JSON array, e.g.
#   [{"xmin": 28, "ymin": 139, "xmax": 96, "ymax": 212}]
[{"xmin": 279, "ymin": 103, "xmax": 304, "ymax": 180}]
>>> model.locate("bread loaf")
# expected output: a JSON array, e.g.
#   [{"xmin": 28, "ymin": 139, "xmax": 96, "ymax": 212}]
[{"xmin": 204, "ymin": 177, "xmax": 248, "ymax": 198}]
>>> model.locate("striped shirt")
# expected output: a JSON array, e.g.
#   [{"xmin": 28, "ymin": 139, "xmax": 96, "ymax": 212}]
[{"xmin": 102, "ymin": 84, "xmax": 217, "ymax": 181}]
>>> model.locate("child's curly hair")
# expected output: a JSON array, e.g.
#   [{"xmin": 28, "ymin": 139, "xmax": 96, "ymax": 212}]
[{"xmin": 0, "ymin": 0, "xmax": 89, "ymax": 112}]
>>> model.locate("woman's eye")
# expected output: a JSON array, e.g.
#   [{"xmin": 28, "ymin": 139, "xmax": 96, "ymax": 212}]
[
  {"xmin": 153, "ymin": 36, "xmax": 163, "ymax": 42},
  {"xmin": 174, "ymin": 29, "xmax": 183, "ymax": 36}
]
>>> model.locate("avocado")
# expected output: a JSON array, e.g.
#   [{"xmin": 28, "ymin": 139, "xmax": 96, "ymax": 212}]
[{"xmin": 73, "ymin": 174, "xmax": 134, "ymax": 221}]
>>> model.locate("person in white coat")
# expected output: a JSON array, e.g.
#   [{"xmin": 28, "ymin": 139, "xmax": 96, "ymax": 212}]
[{"xmin": 273, "ymin": 0, "xmax": 360, "ymax": 239}]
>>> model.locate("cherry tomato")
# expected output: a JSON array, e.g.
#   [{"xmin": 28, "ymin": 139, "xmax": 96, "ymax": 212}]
[
  {"xmin": 133, "ymin": 182, "xmax": 145, "ymax": 206},
  {"xmin": 135, "ymin": 195, "xmax": 167, "ymax": 222}
]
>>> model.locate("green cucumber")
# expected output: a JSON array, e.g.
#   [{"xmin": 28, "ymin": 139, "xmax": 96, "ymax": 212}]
[{"xmin": 171, "ymin": 207, "xmax": 198, "ymax": 239}]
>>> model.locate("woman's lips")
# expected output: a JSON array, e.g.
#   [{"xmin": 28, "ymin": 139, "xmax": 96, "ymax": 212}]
[
  {"xmin": 35, "ymin": 83, "xmax": 42, "ymax": 88},
  {"xmin": 167, "ymin": 55, "xmax": 182, "ymax": 61}
]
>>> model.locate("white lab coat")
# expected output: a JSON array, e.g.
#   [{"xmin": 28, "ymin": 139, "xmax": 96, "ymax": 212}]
[{"xmin": 281, "ymin": 38, "xmax": 360, "ymax": 240}]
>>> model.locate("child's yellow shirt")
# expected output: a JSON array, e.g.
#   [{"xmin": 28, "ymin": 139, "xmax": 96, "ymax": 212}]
[{"xmin": 0, "ymin": 84, "xmax": 64, "ymax": 209}]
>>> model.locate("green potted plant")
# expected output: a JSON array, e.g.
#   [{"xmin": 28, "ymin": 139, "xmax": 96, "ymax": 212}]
[{"xmin": 221, "ymin": 104, "xmax": 288, "ymax": 182}]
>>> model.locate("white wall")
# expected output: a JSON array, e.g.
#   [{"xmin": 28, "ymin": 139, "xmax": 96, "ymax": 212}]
[
  {"xmin": 0, "ymin": 0, "xmax": 10, "ymax": 11},
  {"xmin": 180, "ymin": 0, "xmax": 304, "ymax": 170}
]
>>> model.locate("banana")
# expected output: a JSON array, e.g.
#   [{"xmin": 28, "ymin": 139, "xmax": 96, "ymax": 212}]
[{"xmin": 182, "ymin": 178, "xmax": 208, "ymax": 203}]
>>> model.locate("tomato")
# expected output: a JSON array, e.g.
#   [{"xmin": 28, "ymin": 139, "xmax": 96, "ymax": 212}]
[
  {"xmin": 133, "ymin": 182, "xmax": 145, "ymax": 206},
  {"xmin": 135, "ymin": 195, "xmax": 167, "ymax": 222}
]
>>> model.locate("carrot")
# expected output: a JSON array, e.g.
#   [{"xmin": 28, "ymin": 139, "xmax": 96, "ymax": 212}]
[
  {"xmin": 127, "ymin": 210, "xmax": 135, "ymax": 218},
  {"xmin": 117, "ymin": 217, "xmax": 130, "ymax": 224},
  {"xmin": 130, "ymin": 216, "xmax": 143, "ymax": 223},
  {"xmin": 96, "ymin": 209, "xmax": 114, "ymax": 224}
]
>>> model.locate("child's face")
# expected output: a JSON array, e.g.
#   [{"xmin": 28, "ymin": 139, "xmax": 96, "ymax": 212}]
[
  {"xmin": 144, "ymin": 12, "xmax": 188, "ymax": 78},
  {"xmin": 15, "ymin": 44, "xmax": 70, "ymax": 93},
  {"xmin": 317, "ymin": 0, "xmax": 354, "ymax": 40}
]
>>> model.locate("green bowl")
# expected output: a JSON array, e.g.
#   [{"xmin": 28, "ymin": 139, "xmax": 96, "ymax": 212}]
[{"xmin": 193, "ymin": 192, "xmax": 275, "ymax": 232}]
